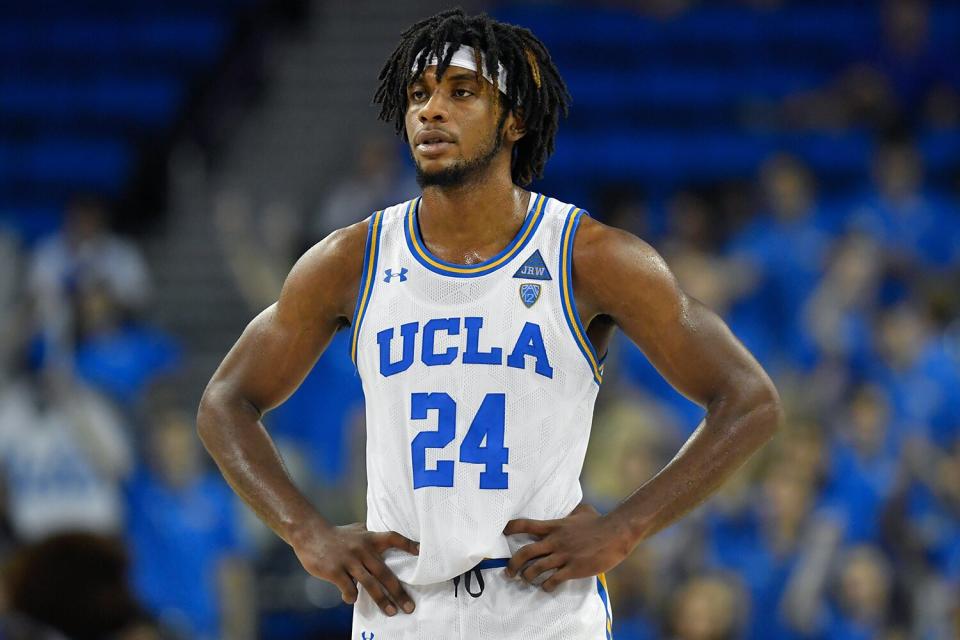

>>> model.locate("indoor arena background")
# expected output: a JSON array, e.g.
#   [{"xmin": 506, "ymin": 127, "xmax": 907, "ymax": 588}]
[{"xmin": 1, "ymin": 1, "xmax": 959, "ymax": 639}]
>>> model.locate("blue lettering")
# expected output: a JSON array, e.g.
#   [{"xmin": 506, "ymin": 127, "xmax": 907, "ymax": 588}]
[
  {"xmin": 378, "ymin": 322, "xmax": 420, "ymax": 376},
  {"xmin": 462, "ymin": 317, "xmax": 503, "ymax": 365},
  {"xmin": 422, "ymin": 318, "xmax": 460, "ymax": 366},
  {"xmin": 375, "ymin": 317, "xmax": 553, "ymax": 380},
  {"xmin": 410, "ymin": 392, "xmax": 456, "ymax": 488},
  {"xmin": 506, "ymin": 322, "xmax": 553, "ymax": 378}
]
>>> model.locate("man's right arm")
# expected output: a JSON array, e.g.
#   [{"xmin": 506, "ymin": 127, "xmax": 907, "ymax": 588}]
[{"xmin": 197, "ymin": 219, "xmax": 418, "ymax": 616}]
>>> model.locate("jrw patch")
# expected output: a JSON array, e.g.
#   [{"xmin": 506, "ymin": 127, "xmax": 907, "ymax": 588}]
[{"xmin": 513, "ymin": 249, "xmax": 552, "ymax": 281}]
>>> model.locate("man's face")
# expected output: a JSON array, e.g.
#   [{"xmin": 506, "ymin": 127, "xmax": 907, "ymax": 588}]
[{"xmin": 404, "ymin": 65, "xmax": 514, "ymax": 187}]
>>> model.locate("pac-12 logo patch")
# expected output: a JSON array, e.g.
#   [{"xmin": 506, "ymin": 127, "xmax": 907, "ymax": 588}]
[{"xmin": 519, "ymin": 283, "xmax": 541, "ymax": 308}]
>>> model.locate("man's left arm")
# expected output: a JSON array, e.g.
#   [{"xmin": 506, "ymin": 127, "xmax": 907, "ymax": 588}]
[{"xmin": 505, "ymin": 216, "xmax": 783, "ymax": 590}]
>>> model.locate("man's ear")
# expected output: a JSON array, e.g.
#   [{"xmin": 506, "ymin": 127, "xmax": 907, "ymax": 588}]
[{"xmin": 504, "ymin": 109, "xmax": 527, "ymax": 143}]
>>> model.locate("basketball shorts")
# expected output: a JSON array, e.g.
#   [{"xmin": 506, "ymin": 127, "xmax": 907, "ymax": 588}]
[{"xmin": 352, "ymin": 558, "xmax": 613, "ymax": 639}]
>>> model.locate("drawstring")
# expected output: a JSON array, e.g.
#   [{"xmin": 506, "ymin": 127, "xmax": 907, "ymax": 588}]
[
  {"xmin": 453, "ymin": 566, "xmax": 485, "ymax": 598},
  {"xmin": 451, "ymin": 558, "xmax": 508, "ymax": 598}
]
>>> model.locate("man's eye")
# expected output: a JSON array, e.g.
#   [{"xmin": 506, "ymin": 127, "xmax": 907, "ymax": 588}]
[
  {"xmin": 454, "ymin": 89, "xmax": 473, "ymax": 97},
  {"xmin": 410, "ymin": 90, "xmax": 426, "ymax": 101}
]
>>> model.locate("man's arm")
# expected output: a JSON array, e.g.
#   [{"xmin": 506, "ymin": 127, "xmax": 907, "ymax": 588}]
[
  {"xmin": 197, "ymin": 220, "xmax": 419, "ymax": 616},
  {"xmin": 505, "ymin": 216, "xmax": 783, "ymax": 590}
]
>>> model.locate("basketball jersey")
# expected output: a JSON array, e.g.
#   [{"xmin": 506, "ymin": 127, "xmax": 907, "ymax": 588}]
[{"xmin": 350, "ymin": 192, "xmax": 604, "ymax": 586}]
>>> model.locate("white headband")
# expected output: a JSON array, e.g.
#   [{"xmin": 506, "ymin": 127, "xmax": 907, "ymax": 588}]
[{"xmin": 412, "ymin": 44, "xmax": 509, "ymax": 96}]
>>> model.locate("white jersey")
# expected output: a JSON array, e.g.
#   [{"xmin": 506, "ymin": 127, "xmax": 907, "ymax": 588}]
[{"xmin": 350, "ymin": 192, "xmax": 604, "ymax": 586}]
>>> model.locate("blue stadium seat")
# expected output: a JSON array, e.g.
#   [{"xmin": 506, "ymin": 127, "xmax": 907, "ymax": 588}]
[
  {"xmin": 0, "ymin": 0, "xmax": 248, "ymax": 227},
  {"xmin": 0, "ymin": 76, "xmax": 183, "ymax": 127},
  {"xmin": 0, "ymin": 137, "xmax": 132, "ymax": 194}
]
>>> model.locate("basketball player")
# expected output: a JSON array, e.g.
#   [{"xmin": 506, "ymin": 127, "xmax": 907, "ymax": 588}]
[{"xmin": 197, "ymin": 9, "xmax": 783, "ymax": 639}]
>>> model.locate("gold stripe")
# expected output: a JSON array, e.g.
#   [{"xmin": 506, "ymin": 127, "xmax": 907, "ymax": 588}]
[
  {"xmin": 408, "ymin": 195, "xmax": 545, "ymax": 274},
  {"xmin": 561, "ymin": 210, "xmax": 601, "ymax": 381},
  {"xmin": 600, "ymin": 572, "xmax": 613, "ymax": 631},
  {"xmin": 351, "ymin": 211, "xmax": 382, "ymax": 362}
]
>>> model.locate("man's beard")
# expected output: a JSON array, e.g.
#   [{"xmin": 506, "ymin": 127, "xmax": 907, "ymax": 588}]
[{"xmin": 414, "ymin": 129, "xmax": 504, "ymax": 188}]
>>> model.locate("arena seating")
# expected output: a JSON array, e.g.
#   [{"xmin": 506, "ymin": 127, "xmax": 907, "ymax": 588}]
[
  {"xmin": 0, "ymin": 0, "xmax": 257, "ymax": 242},
  {"xmin": 494, "ymin": 2, "xmax": 960, "ymax": 194}
]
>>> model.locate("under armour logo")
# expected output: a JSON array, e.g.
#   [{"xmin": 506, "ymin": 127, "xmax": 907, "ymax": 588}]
[
  {"xmin": 362, "ymin": 632, "xmax": 375, "ymax": 640},
  {"xmin": 384, "ymin": 268, "xmax": 408, "ymax": 283}
]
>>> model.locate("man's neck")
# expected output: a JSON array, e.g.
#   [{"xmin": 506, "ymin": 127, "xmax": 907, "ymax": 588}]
[{"xmin": 418, "ymin": 169, "xmax": 531, "ymax": 265}]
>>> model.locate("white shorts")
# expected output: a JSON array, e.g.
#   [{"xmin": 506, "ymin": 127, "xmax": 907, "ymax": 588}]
[{"xmin": 352, "ymin": 559, "xmax": 613, "ymax": 639}]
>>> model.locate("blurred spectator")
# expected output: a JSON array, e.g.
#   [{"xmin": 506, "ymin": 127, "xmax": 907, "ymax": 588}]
[
  {"xmin": 27, "ymin": 195, "xmax": 152, "ymax": 358},
  {"xmin": 661, "ymin": 191, "xmax": 740, "ymax": 315},
  {"xmin": 0, "ymin": 361, "xmax": 131, "ymax": 541},
  {"xmin": 826, "ymin": 545, "xmax": 902, "ymax": 640},
  {"xmin": 847, "ymin": 136, "xmax": 960, "ymax": 272},
  {"xmin": 668, "ymin": 575, "xmax": 745, "ymax": 640},
  {"xmin": 867, "ymin": 299, "xmax": 960, "ymax": 446},
  {"xmin": 801, "ymin": 232, "xmax": 883, "ymax": 374},
  {"xmin": 125, "ymin": 407, "xmax": 254, "ymax": 640},
  {"xmin": 72, "ymin": 280, "xmax": 180, "ymax": 408},
  {"xmin": 823, "ymin": 384, "xmax": 899, "ymax": 543},
  {"xmin": 705, "ymin": 457, "xmax": 844, "ymax": 640},
  {"xmin": 214, "ymin": 189, "xmax": 303, "ymax": 311},
  {"xmin": 875, "ymin": 0, "xmax": 959, "ymax": 124},
  {"xmin": 309, "ymin": 136, "xmax": 417, "ymax": 241},
  {"xmin": 2, "ymin": 532, "xmax": 160, "ymax": 640},
  {"xmin": 584, "ymin": 397, "xmax": 677, "ymax": 513},
  {"xmin": 907, "ymin": 439, "xmax": 960, "ymax": 583},
  {"xmin": 726, "ymin": 154, "xmax": 837, "ymax": 370}
]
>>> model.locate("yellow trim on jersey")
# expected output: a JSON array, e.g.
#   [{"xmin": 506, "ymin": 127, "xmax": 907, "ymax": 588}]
[
  {"xmin": 350, "ymin": 210, "xmax": 383, "ymax": 363},
  {"xmin": 601, "ymin": 572, "xmax": 613, "ymax": 635},
  {"xmin": 560, "ymin": 209, "xmax": 603, "ymax": 382},
  {"xmin": 598, "ymin": 572, "xmax": 613, "ymax": 638},
  {"xmin": 407, "ymin": 194, "xmax": 546, "ymax": 274}
]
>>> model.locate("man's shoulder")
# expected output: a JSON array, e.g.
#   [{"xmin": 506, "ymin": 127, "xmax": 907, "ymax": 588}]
[
  {"xmin": 283, "ymin": 200, "xmax": 417, "ymax": 320},
  {"xmin": 308, "ymin": 216, "xmax": 373, "ymax": 263},
  {"xmin": 570, "ymin": 211, "xmax": 655, "ymax": 260},
  {"xmin": 567, "ymin": 209, "xmax": 671, "ymax": 304}
]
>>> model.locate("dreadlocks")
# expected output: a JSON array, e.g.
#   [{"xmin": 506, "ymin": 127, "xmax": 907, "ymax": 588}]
[{"xmin": 374, "ymin": 8, "xmax": 570, "ymax": 186}]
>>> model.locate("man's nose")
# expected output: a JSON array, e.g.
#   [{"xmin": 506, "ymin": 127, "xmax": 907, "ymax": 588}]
[{"xmin": 418, "ymin": 92, "xmax": 449, "ymax": 122}]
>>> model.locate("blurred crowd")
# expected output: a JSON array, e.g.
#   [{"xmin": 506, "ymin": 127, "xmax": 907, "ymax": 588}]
[
  {"xmin": 0, "ymin": 195, "xmax": 253, "ymax": 640},
  {"xmin": 587, "ymin": 134, "xmax": 960, "ymax": 640},
  {"xmin": 1, "ymin": 0, "xmax": 959, "ymax": 639}
]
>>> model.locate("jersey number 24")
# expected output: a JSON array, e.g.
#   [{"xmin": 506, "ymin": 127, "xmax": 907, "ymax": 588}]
[{"xmin": 410, "ymin": 392, "xmax": 508, "ymax": 490}]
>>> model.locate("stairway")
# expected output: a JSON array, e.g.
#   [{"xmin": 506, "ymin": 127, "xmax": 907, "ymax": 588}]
[{"xmin": 146, "ymin": 0, "xmax": 479, "ymax": 408}]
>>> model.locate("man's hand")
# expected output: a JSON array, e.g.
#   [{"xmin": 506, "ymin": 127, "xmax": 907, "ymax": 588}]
[
  {"xmin": 292, "ymin": 521, "xmax": 420, "ymax": 616},
  {"xmin": 503, "ymin": 503, "xmax": 633, "ymax": 592}
]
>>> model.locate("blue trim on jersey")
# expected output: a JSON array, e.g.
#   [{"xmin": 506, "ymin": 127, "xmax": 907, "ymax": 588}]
[
  {"xmin": 596, "ymin": 575, "xmax": 613, "ymax": 639},
  {"xmin": 559, "ymin": 207, "xmax": 603, "ymax": 385},
  {"xmin": 474, "ymin": 558, "xmax": 510, "ymax": 571},
  {"xmin": 350, "ymin": 209, "xmax": 385, "ymax": 364},
  {"xmin": 404, "ymin": 194, "xmax": 546, "ymax": 278}
]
